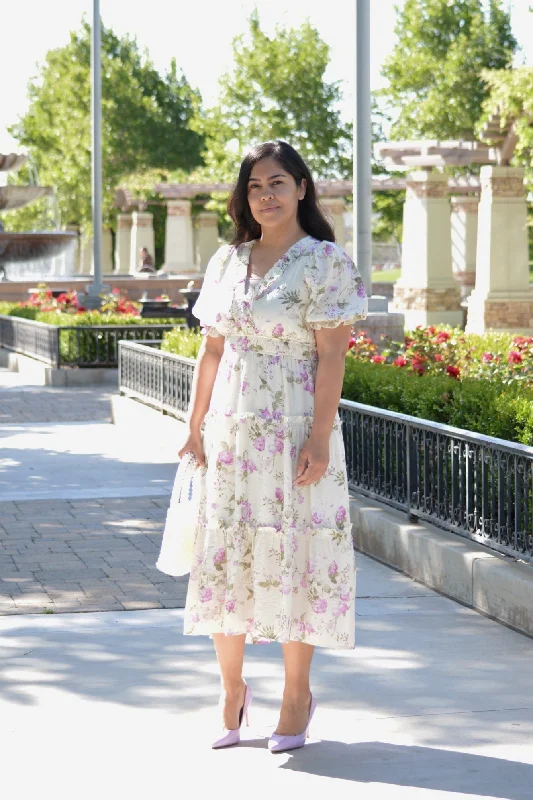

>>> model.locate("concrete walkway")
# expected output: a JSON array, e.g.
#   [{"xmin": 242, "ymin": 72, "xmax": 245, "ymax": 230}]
[{"xmin": 2, "ymin": 367, "xmax": 533, "ymax": 799}]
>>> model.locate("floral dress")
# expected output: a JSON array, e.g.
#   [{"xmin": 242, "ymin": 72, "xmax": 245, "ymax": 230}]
[{"xmin": 182, "ymin": 234, "xmax": 367, "ymax": 649}]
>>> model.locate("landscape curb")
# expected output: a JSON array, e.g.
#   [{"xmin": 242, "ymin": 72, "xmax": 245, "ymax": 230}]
[
  {"xmin": 350, "ymin": 495, "xmax": 533, "ymax": 639},
  {"xmin": 0, "ymin": 347, "xmax": 117, "ymax": 386}
]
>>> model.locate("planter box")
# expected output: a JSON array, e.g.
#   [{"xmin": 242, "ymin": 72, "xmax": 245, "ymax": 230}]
[{"xmin": 0, "ymin": 314, "xmax": 178, "ymax": 368}]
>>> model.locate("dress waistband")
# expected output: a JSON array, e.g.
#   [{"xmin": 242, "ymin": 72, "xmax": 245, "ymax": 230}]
[{"xmin": 225, "ymin": 334, "xmax": 318, "ymax": 360}]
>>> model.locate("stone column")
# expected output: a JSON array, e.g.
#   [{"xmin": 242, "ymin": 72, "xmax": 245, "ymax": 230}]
[
  {"xmin": 115, "ymin": 213, "xmax": 132, "ymax": 274},
  {"xmin": 321, "ymin": 197, "xmax": 346, "ymax": 247},
  {"xmin": 79, "ymin": 233, "xmax": 93, "ymax": 275},
  {"xmin": 466, "ymin": 166, "xmax": 533, "ymax": 334},
  {"xmin": 102, "ymin": 228, "xmax": 114, "ymax": 274},
  {"xmin": 78, "ymin": 228, "xmax": 113, "ymax": 275},
  {"xmin": 64, "ymin": 225, "xmax": 80, "ymax": 275},
  {"xmin": 194, "ymin": 211, "xmax": 219, "ymax": 271},
  {"xmin": 163, "ymin": 200, "xmax": 194, "ymax": 273},
  {"xmin": 130, "ymin": 211, "xmax": 155, "ymax": 274},
  {"xmin": 391, "ymin": 170, "xmax": 462, "ymax": 329},
  {"xmin": 450, "ymin": 195, "xmax": 478, "ymax": 301}
]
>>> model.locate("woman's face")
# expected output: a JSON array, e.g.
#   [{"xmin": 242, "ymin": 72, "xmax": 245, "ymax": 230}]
[{"xmin": 247, "ymin": 157, "xmax": 306, "ymax": 231}]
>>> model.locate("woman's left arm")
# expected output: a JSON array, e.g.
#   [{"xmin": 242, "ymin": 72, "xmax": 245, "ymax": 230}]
[{"xmin": 294, "ymin": 324, "xmax": 352, "ymax": 487}]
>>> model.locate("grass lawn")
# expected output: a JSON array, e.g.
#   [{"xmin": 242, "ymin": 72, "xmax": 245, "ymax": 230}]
[{"xmin": 371, "ymin": 268, "xmax": 401, "ymax": 283}]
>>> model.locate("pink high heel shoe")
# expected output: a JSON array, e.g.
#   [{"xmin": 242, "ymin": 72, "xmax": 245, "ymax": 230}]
[
  {"xmin": 211, "ymin": 683, "xmax": 252, "ymax": 749},
  {"xmin": 268, "ymin": 693, "xmax": 317, "ymax": 753}
]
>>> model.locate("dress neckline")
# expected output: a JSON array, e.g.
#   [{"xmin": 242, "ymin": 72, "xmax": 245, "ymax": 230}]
[{"xmin": 236, "ymin": 234, "xmax": 315, "ymax": 297}]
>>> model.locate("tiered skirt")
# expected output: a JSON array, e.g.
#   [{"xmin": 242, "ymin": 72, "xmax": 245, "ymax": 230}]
[{"xmin": 181, "ymin": 334, "xmax": 356, "ymax": 649}]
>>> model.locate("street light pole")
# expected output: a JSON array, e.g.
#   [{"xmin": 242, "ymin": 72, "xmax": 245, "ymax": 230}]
[
  {"xmin": 85, "ymin": 0, "xmax": 106, "ymax": 307},
  {"xmin": 354, "ymin": 0, "xmax": 372, "ymax": 298}
]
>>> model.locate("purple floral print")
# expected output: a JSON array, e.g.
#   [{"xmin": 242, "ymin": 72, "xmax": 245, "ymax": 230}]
[
  {"xmin": 217, "ymin": 449, "xmax": 234, "ymax": 466},
  {"xmin": 200, "ymin": 587, "xmax": 212, "ymax": 603}
]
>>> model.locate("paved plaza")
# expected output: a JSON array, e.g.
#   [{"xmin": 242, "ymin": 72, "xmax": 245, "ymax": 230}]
[{"xmin": 1, "ymin": 366, "xmax": 533, "ymax": 798}]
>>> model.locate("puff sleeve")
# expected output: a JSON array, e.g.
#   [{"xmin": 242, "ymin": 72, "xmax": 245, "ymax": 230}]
[
  {"xmin": 304, "ymin": 241, "xmax": 368, "ymax": 330},
  {"xmin": 191, "ymin": 244, "xmax": 234, "ymax": 337}
]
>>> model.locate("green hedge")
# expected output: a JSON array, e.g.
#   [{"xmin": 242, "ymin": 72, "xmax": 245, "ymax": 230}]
[
  {"xmin": 0, "ymin": 304, "xmax": 186, "ymax": 365},
  {"xmin": 343, "ymin": 359, "xmax": 533, "ymax": 446},
  {"xmin": 159, "ymin": 329, "xmax": 533, "ymax": 446},
  {"xmin": 160, "ymin": 327, "xmax": 203, "ymax": 358},
  {"xmin": 0, "ymin": 304, "xmax": 183, "ymax": 327}
]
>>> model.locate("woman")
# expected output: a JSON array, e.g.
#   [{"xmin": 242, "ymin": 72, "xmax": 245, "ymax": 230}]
[{"xmin": 173, "ymin": 140, "xmax": 367, "ymax": 751}]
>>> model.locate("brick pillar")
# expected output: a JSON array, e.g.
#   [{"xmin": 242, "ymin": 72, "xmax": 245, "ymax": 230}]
[
  {"xmin": 321, "ymin": 197, "xmax": 346, "ymax": 247},
  {"xmin": 194, "ymin": 211, "xmax": 219, "ymax": 271},
  {"xmin": 115, "ymin": 213, "xmax": 132, "ymax": 274},
  {"xmin": 450, "ymin": 196, "xmax": 478, "ymax": 301},
  {"xmin": 391, "ymin": 170, "xmax": 462, "ymax": 329},
  {"xmin": 130, "ymin": 211, "xmax": 155, "ymax": 274},
  {"xmin": 466, "ymin": 166, "xmax": 533, "ymax": 334}
]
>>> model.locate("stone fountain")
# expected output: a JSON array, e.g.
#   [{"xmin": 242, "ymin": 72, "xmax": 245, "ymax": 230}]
[{"xmin": 0, "ymin": 153, "xmax": 76, "ymax": 280}]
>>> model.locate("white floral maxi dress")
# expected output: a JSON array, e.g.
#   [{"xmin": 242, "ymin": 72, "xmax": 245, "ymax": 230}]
[{"xmin": 180, "ymin": 235, "xmax": 368, "ymax": 649}]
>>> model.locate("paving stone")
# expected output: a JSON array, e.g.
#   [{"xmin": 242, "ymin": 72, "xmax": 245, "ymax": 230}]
[
  {"xmin": 159, "ymin": 596, "xmax": 187, "ymax": 608},
  {"xmin": 0, "ymin": 492, "xmax": 180, "ymax": 615},
  {"xmin": 120, "ymin": 600, "xmax": 163, "ymax": 610}
]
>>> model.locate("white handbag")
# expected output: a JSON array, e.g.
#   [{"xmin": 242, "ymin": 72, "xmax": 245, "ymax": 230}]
[{"xmin": 156, "ymin": 452, "xmax": 205, "ymax": 577}]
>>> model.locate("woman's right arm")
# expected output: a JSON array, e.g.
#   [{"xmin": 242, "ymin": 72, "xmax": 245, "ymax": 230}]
[{"xmin": 178, "ymin": 333, "xmax": 225, "ymax": 466}]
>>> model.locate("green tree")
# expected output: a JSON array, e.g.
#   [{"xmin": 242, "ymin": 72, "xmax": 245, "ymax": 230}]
[
  {"xmin": 193, "ymin": 10, "xmax": 352, "ymax": 185},
  {"xmin": 7, "ymin": 19, "xmax": 204, "ymax": 233},
  {"xmin": 372, "ymin": 99, "xmax": 404, "ymax": 242},
  {"xmin": 380, "ymin": 0, "xmax": 517, "ymax": 140}
]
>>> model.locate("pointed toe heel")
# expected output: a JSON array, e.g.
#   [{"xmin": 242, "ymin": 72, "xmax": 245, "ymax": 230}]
[
  {"xmin": 268, "ymin": 694, "xmax": 317, "ymax": 753},
  {"xmin": 211, "ymin": 683, "xmax": 252, "ymax": 749}
]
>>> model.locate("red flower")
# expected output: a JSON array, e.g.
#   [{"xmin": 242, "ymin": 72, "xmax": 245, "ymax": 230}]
[
  {"xmin": 481, "ymin": 352, "xmax": 493, "ymax": 363},
  {"xmin": 77, "ymin": 306, "xmax": 87, "ymax": 313},
  {"xmin": 394, "ymin": 356, "xmax": 407, "ymax": 367},
  {"xmin": 434, "ymin": 354, "xmax": 443, "ymax": 362},
  {"xmin": 348, "ymin": 337, "xmax": 356, "ymax": 349},
  {"xmin": 112, "ymin": 287, "xmax": 121, "ymax": 295},
  {"xmin": 426, "ymin": 326, "xmax": 436, "ymax": 335},
  {"xmin": 371, "ymin": 355, "xmax": 386, "ymax": 363},
  {"xmin": 446, "ymin": 365, "xmax": 460, "ymax": 379},
  {"xmin": 435, "ymin": 331, "xmax": 450, "ymax": 343},
  {"xmin": 508, "ymin": 351, "xmax": 523, "ymax": 364},
  {"xmin": 404, "ymin": 336, "xmax": 414, "ymax": 347}
]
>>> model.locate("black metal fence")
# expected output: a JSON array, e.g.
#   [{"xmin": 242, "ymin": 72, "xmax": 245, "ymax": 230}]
[
  {"xmin": 118, "ymin": 340, "xmax": 533, "ymax": 563},
  {"xmin": 119, "ymin": 339, "xmax": 195, "ymax": 417},
  {"xmin": 0, "ymin": 314, "xmax": 60, "ymax": 365},
  {"xmin": 0, "ymin": 315, "xmax": 182, "ymax": 368}
]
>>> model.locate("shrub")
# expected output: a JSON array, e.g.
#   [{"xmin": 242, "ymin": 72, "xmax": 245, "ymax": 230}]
[
  {"xmin": 343, "ymin": 359, "xmax": 533, "ymax": 446},
  {"xmin": 159, "ymin": 326, "xmax": 533, "ymax": 445},
  {"xmin": 160, "ymin": 327, "xmax": 203, "ymax": 358}
]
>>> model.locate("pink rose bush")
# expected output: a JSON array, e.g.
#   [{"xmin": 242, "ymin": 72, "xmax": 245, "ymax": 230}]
[{"xmin": 347, "ymin": 325, "xmax": 533, "ymax": 388}]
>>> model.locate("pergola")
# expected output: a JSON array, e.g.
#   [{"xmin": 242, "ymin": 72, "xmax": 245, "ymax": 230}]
[{"xmin": 369, "ymin": 115, "xmax": 533, "ymax": 334}]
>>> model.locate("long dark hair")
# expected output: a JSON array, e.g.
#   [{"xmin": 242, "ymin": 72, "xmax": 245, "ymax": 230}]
[{"xmin": 227, "ymin": 141, "xmax": 335, "ymax": 246}]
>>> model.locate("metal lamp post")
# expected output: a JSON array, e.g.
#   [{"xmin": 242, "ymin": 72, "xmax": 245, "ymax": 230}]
[
  {"xmin": 354, "ymin": 0, "xmax": 373, "ymax": 300},
  {"xmin": 85, "ymin": 0, "xmax": 108, "ymax": 307}
]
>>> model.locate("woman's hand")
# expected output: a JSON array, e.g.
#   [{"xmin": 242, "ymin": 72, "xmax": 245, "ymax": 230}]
[
  {"xmin": 178, "ymin": 427, "xmax": 206, "ymax": 469},
  {"xmin": 293, "ymin": 434, "xmax": 330, "ymax": 487}
]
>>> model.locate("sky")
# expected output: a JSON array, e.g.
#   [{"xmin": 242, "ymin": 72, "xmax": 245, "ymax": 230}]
[{"xmin": 1, "ymin": 0, "xmax": 532, "ymax": 153}]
